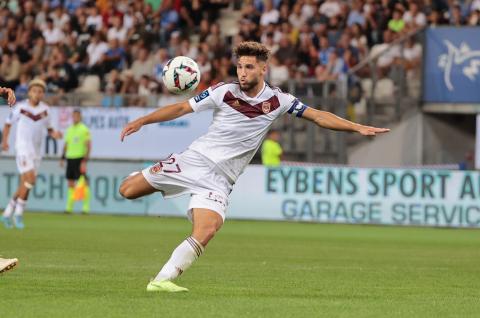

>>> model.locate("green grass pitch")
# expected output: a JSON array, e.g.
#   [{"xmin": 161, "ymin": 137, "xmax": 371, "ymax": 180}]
[{"xmin": 1, "ymin": 213, "xmax": 479, "ymax": 317}]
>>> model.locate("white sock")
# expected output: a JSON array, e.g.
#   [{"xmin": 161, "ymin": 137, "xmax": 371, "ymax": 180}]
[
  {"xmin": 3, "ymin": 198, "xmax": 16, "ymax": 218},
  {"xmin": 13, "ymin": 199, "xmax": 26, "ymax": 217},
  {"xmin": 154, "ymin": 236, "xmax": 205, "ymax": 282}
]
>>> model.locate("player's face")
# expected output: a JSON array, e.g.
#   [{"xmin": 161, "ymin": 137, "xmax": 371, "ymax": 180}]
[
  {"xmin": 236, "ymin": 56, "xmax": 266, "ymax": 92},
  {"xmin": 28, "ymin": 86, "xmax": 45, "ymax": 105}
]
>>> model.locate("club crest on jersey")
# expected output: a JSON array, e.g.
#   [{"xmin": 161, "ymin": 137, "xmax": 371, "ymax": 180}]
[
  {"xmin": 262, "ymin": 102, "xmax": 271, "ymax": 114},
  {"xmin": 194, "ymin": 90, "xmax": 209, "ymax": 103},
  {"xmin": 232, "ymin": 100, "xmax": 240, "ymax": 107},
  {"xmin": 149, "ymin": 163, "xmax": 162, "ymax": 174}
]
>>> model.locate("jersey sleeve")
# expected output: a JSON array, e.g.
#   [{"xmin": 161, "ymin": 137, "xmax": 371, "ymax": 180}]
[
  {"xmin": 188, "ymin": 84, "xmax": 225, "ymax": 112},
  {"xmin": 279, "ymin": 92, "xmax": 309, "ymax": 118},
  {"xmin": 5, "ymin": 105, "xmax": 20, "ymax": 125}
]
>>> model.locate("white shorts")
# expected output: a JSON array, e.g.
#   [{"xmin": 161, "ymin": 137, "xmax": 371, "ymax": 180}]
[
  {"xmin": 16, "ymin": 153, "xmax": 41, "ymax": 174},
  {"xmin": 142, "ymin": 149, "xmax": 233, "ymax": 221}
]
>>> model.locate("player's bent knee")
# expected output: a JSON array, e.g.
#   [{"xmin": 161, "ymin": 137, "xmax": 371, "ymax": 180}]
[{"xmin": 194, "ymin": 225, "xmax": 219, "ymax": 246}]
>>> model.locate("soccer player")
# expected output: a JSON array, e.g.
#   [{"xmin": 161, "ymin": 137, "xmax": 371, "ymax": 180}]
[
  {"xmin": 0, "ymin": 257, "xmax": 18, "ymax": 274},
  {"xmin": 1, "ymin": 79, "xmax": 62, "ymax": 229},
  {"xmin": 60, "ymin": 109, "xmax": 91, "ymax": 214},
  {"xmin": 119, "ymin": 42, "xmax": 389, "ymax": 292}
]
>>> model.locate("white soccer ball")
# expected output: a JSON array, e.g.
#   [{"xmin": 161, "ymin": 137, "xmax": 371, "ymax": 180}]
[{"xmin": 162, "ymin": 56, "xmax": 201, "ymax": 94}]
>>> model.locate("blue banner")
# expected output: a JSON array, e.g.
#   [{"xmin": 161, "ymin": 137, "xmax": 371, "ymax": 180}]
[
  {"xmin": 423, "ymin": 27, "xmax": 480, "ymax": 103},
  {"xmin": 1, "ymin": 158, "xmax": 479, "ymax": 228}
]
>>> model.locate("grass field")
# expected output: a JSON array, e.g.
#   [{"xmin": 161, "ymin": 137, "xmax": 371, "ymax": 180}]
[{"xmin": 1, "ymin": 213, "xmax": 479, "ymax": 318}]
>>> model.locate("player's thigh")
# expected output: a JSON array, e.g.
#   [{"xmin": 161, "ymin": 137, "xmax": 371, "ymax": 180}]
[
  {"xmin": 119, "ymin": 171, "xmax": 157, "ymax": 199},
  {"xmin": 191, "ymin": 208, "xmax": 224, "ymax": 246}
]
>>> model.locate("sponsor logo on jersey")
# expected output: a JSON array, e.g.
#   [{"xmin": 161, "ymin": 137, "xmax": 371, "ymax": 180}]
[{"xmin": 194, "ymin": 90, "xmax": 209, "ymax": 103}]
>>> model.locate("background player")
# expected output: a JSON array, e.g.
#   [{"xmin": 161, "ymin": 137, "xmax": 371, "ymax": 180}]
[
  {"xmin": 1, "ymin": 79, "xmax": 62, "ymax": 229},
  {"xmin": 119, "ymin": 41, "xmax": 389, "ymax": 292}
]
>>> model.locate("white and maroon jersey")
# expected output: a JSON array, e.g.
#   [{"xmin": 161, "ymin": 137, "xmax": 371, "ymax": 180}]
[
  {"xmin": 5, "ymin": 99, "xmax": 52, "ymax": 155},
  {"xmin": 188, "ymin": 81, "xmax": 308, "ymax": 182}
]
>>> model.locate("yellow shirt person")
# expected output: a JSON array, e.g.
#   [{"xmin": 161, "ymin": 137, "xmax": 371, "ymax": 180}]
[
  {"xmin": 261, "ymin": 130, "xmax": 282, "ymax": 166},
  {"xmin": 61, "ymin": 109, "xmax": 91, "ymax": 214}
]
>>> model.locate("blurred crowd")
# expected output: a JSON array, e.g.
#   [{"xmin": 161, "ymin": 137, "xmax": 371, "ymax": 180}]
[{"xmin": 0, "ymin": 0, "xmax": 477, "ymax": 106}]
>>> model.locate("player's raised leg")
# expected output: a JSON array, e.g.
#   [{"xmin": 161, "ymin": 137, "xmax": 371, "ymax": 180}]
[
  {"xmin": 147, "ymin": 208, "xmax": 223, "ymax": 292},
  {"xmin": 12, "ymin": 170, "xmax": 36, "ymax": 229},
  {"xmin": 119, "ymin": 171, "xmax": 157, "ymax": 199}
]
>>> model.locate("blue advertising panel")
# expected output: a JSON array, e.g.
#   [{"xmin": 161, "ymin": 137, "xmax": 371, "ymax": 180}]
[
  {"xmin": 1, "ymin": 158, "xmax": 479, "ymax": 228},
  {"xmin": 423, "ymin": 27, "xmax": 480, "ymax": 103}
]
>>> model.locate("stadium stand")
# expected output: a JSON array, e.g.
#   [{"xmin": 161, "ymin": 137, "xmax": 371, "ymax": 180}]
[
  {"xmin": 0, "ymin": 0, "xmax": 478, "ymax": 162},
  {"xmin": 1, "ymin": 0, "xmax": 477, "ymax": 105}
]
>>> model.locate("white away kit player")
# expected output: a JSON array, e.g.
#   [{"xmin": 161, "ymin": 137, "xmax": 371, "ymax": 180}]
[
  {"xmin": 1, "ymin": 79, "xmax": 62, "ymax": 229},
  {"xmin": 119, "ymin": 42, "xmax": 390, "ymax": 292}
]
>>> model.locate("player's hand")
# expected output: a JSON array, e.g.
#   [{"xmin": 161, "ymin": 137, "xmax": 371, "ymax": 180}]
[
  {"xmin": 80, "ymin": 160, "xmax": 87, "ymax": 174},
  {"xmin": 357, "ymin": 125, "xmax": 390, "ymax": 136},
  {"xmin": 59, "ymin": 159, "xmax": 64, "ymax": 167},
  {"xmin": 5, "ymin": 88, "xmax": 15, "ymax": 106},
  {"xmin": 1, "ymin": 141, "xmax": 9, "ymax": 152},
  {"xmin": 51, "ymin": 131, "xmax": 63, "ymax": 139},
  {"xmin": 121, "ymin": 119, "xmax": 143, "ymax": 142}
]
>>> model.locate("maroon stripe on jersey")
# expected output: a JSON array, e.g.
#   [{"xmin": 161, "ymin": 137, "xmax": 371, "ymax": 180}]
[
  {"xmin": 223, "ymin": 91, "xmax": 280, "ymax": 118},
  {"xmin": 20, "ymin": 109, "xmax": 48, "ymax": 121}
]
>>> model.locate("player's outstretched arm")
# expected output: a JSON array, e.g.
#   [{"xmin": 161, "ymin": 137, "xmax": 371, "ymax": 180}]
[
  {"xmin": 120, "ymin": 101, "xmax": 193, "ymax": 141},
  {"xmin": 302, "ymin": 108, "xmax": 390, "ymax": 136}
]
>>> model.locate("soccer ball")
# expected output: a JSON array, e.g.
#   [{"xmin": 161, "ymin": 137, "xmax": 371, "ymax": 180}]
[{"xmin": 162, "ymin": 56, "xmax": 201, "ymax": 94}]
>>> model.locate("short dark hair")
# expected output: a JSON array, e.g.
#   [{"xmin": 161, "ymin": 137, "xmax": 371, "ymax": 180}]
[{"xmin": 233, "ymin": 41, "xmax": 270, "ymax": 62}]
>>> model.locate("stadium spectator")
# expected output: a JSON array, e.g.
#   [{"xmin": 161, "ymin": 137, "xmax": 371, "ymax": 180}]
[
  {"xmin": 130, "ymin": 47, "xmax": 155, "ymax": 81},
  {"xmin": 260, "ymin": 0, "xmax": 279, "ymax": 26},
  {"xmin": 268, "ymin": 55, "xmax": 289, "ymax": 87},
  {"xmin": 107, "ymin": 15, "xmax": 128, "ymax": 44},
  {"xmin": 42, "ymin": 17, "xmax": 64, "ymax": 45},
  {"xmin": 369, "ymin": 29, "xmax": 401, "ymax": 77},
  {"xmin": 315, "ymin": 50, "xmax": 347, "ymax": 82},
  {"xmin": 347, "ymin": 0, "xmax": 366, "ymax": 27},
  {"xmin": 388, "ymin": 9, "xmax": 406, "ymax": 33},
  {"xmin": 320, "ymin": 0, "xmax": 342, "ymax": 18},
  {"xmin": 87, "ymin": 32, "xmax": 109, "ymax": 71},
  {"xmin": 403, "ymin": 2, "xmax": 427, "ymax": 30},
  {"xmin": 0, "ymin": 52, "xmax": 21, "ymax": 88}
]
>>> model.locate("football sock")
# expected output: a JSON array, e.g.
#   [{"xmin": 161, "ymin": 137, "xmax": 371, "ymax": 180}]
[
  {"xmin": 66, "ymin": 188, "xmax": 74, "ymax": 212},
  {"xmin": 154, "ymin": 236, "xmax": 205, "ymax": 282},
  {"xmin": 13, "ymin": 199, "xmax": 26, "ymax": 217},
  {"xmin": 82, "ymin": 184, "xmax": 90, "ymax": 213},
  {"xmin": 3, "ymin": 198, "xmax": 16, "ymax": 218}
]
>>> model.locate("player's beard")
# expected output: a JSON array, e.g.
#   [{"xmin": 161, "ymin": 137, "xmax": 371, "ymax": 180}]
[{"xmin": 239, "ymin": 77, "xmax": 259, "ymax": 93}]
